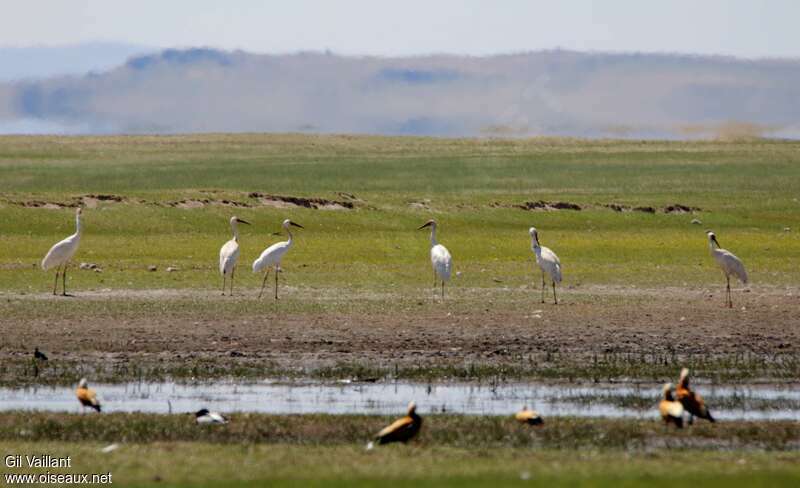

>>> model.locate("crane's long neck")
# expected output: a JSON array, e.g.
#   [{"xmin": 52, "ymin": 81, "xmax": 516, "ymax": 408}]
[
  {"xmin": 231, "ymin": 221, "xmax": 239, "ymax": 242},
  {"xmin": 708, "ymin": 237, "xmax": 719, "ymax": 252},
  {"xmin": 531, "ymin": 237, "xmax": 541, "ymax": 255},
  {"xmin": 286, "ymin": 226, "xmax": 294, "ymax": 245},
  {"xmin": 75, "ymin": 213, "xmax": 82, "ymax": 236},
  {"xmin": 429, "ymin": 225, "xmax": 438, "ymax": 247}
]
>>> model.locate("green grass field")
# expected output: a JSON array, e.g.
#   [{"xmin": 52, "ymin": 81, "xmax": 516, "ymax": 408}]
[
  {"xmin": 2, "ymin": 135, "xmax": 799, "ymax": 486},
  {"xmin": 1, "ymin": 414, "xmax": 799, "ymax": 486},
  {"xmin": 3, "ymin": 442, "xmax": 798, "ymax": 487},
  {"xmin": 1, "ymin": 134, "xmax": 799, "ymax": 294}
]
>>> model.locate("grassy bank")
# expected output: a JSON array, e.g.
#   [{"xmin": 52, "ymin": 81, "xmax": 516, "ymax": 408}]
[
  {"xmin": 2, "ymin": 442, "xmax": 798, "ymax": 487},
  {"xmin": 1, "ymin": 412, "xmax": 799, "ymax": 486},
  {"xmin": 1, "ymin": 135, "xmax": 798, "ymax": 292},
  {"xmin": 1, "ymin": 412, "xmax": 798, "ymax": 449},
  {"xmin": 1, "ymin": 135, "xmax": 798, "ymax": 386}
]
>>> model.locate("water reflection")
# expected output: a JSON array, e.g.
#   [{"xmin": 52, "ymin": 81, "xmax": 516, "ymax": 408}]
[{"xmin": 1, "ymin": 381, "xmax": 798, "ymax": 420}]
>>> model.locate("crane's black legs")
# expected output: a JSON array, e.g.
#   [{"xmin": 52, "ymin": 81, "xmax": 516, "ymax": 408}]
[
  {"xmin": 258, "ymin": 270, "xmax": 271, "ymax": 299},
  {"xmin": 540, "ymin": 272, "xmax": 546, "ymax": 304},
  {"xmin": 62, "ymin": 264, "xmax": 68, "ymax": 296},
  {"xmin": 52, "ymin": 265, "xmax": 61, "ymax": 295},
  {"xmin": 726, "ymin": 275, "xmax": 732, "ymax": 308},
  {"xmin": 230, "ymin": 267, "xmax": 235, "ymax": 296},
  {"xmin": 221, "ymin": 274, "xmax": 226, "ymax": 296},
  {"xmin": 552, "ymin": 281, "xmax": 558, "ymax": 305},
  {"xmin": 274, "ymin": 266, "xmax": 279, "ymax": 300}
]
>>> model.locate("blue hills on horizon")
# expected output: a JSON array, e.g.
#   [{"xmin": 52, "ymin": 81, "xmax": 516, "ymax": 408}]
[{"xmin": 1, "ymin": 45, "xmax": 799, "ymax": 138}]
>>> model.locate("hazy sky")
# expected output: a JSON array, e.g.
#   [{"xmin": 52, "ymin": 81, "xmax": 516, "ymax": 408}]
[{"xmin": 2, "ymin": 0, "xmax": 798, "ymax": 58}]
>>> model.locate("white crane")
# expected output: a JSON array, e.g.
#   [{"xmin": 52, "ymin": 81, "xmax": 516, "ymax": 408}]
[
  {"xmin": 707, "ymin": 231, "xmax": 748, "ymax": 308},
  {"xmin": 418, "ymin": 219, "xmax": 452, "ymax": 298},
  {"xmin": 252, "ymin": 219, "xmax": 304, "ymax": 299},
  {"xmin": 41, "ymin": 207, "xmax": 83, "ymax": 296},
  {"xmin": 219, "ymin": 216, "xmax": 251, "ymax": 296},
  {"xmin": 530, "ymin": 227, "xmax": 562, "ymax": 304}
]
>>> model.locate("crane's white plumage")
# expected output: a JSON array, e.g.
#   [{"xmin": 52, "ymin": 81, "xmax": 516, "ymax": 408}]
[
  {"xmin": 530, "ymin": 227, "xmax": 562, "ymax": 304},
  {"xmin": 253, "ymin": 218, "xmax": 304, "ymax": 299},
  {"xmin": 219, "ymin": 216, "xmax": 250, "ymax": 295},
  {"xmin": 707, "ymin": 231, "xmax": 747, "ymax": 308},
  {"xmin": 418, "ymin": 220, "xmax": 452, "ymax": 298},
  {"xmin": 42, "ymin": 207, "xmax": 83, "ymax": 295}
]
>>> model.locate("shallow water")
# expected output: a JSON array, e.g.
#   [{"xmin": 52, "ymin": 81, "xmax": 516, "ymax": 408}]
[{"xmin": 1, "ymin": 381, "xmax": 798, "ymax": 420}]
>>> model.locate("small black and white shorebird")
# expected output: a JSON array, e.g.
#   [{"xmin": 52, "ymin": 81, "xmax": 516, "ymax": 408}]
[{"xmin": 194, "ymin": 408, "xmax": 228, "ymax": 424}]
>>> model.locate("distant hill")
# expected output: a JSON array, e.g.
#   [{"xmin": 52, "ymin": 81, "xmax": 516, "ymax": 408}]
[
  {"xmin": 0, "ymin": 42, "xmax": 153, "ymax": 82},
  {"xmin": 1, "ymin": 48, "xmax": 799, "ymax": 138}
]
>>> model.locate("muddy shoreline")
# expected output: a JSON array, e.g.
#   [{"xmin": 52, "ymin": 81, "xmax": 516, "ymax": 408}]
[{"xmin": 2, "ymin": 286, "xmax": 797, "ymax": 386}]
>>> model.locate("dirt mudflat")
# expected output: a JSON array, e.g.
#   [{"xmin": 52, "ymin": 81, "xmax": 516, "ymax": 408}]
[{"xmin": 2, "ymin": 286, "xmax": 798, "ymax": 383}]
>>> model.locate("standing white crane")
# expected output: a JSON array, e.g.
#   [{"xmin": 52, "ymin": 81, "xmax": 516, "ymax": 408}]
[
  {"xmin": 219, "ymin": 216, "xmax": 251, "ymax": 296},
  {"xmin": 418, "ymin": 219, "xmax": 452, "ymax": 298},
  {"xmin": 252, "ymin": 219, "xmax": 304, "ymax": 300},
  {"xmin": 529, "ymin": 227, "xmax": 562, "ymax": 304},
  {"xmin": 707, "ymin": 231, "xmax": 748, "ymax": 308},
  {"xmin": 41, "ymin": 207, "xmax": 83, "ymax": 296}
]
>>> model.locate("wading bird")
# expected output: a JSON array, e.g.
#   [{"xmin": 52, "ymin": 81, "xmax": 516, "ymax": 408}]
[
  {"xmin": 515, "ymin": 406, "xmax": 544, "ymax": 426},
  {"xmin": 219, "ymin": 216, "xmax": 251, "ymax": 296},
  {"xmin": 706, "ymin": 231, "xmax": 748, "ymax": 308},
  {"xmin": 676, "ymin": 368, "xmax": 715, "ymax": 425},
  {"xmin": 371, "ymin": 401, "xmax": 422, "ymax": 447},
  {"xmin": 41, "ymin": 207, "xmax": 83, "ymax": 296},
  {"xmin": 194, "ymin": 408, "xmax": 228, "ymax": 424},
  {"xmin": 659, "ymin": 383, "xmax": 684, "ymax": 428},
  {"xmin": 33, "ymin": 347, "xmax": 48, "ymax": 361},
  {"xmin": 418, "ymin": 220, "xmax": 452, "ymax": 298},
  {"xmin": 253, "ymin": 219, "xmax": 304, "ymax": 300},
  {"xmin": 529, "ymin": 227, "xmax": 562, "ymax": 304},
  {"xmin": 76, "ymin": 378, "xmax": 101, "ymax": 413}
]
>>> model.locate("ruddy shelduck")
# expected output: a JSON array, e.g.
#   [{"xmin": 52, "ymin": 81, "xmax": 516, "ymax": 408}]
[
  {"xmin": 76, "ymin": 378, "xmax": 101, "ymax": 412},
  {"xmin": 676, "ymin": 368, "xmax": 715, "ymax": 424},
  {"xmin": 515, "ymin": 406, "xmax": 544, "ymax": 426},
  {"xmin": 373, "ymin": 401, "xmax": 422, "ymax": 446},
  {"xmin": 659, "ymin": 383, "xmax": 684, "ymax": 428}
]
